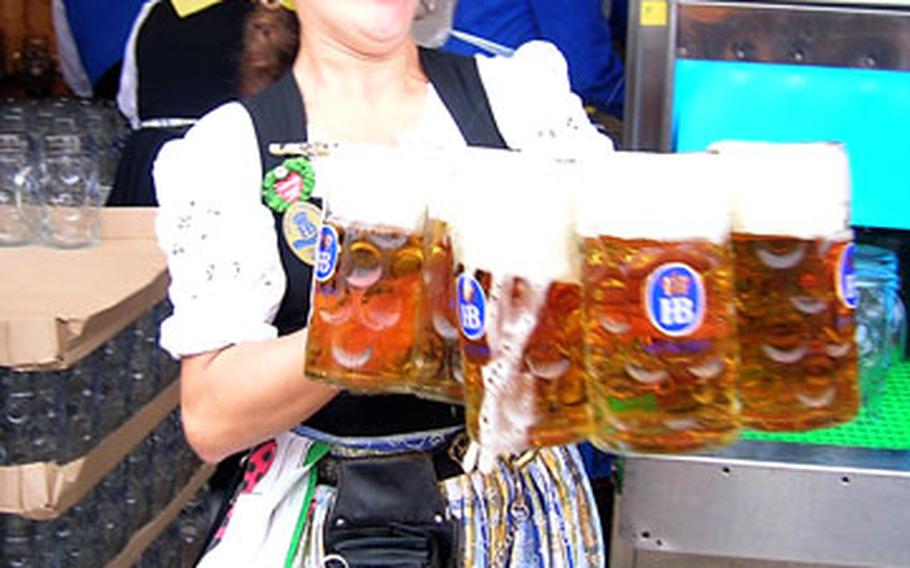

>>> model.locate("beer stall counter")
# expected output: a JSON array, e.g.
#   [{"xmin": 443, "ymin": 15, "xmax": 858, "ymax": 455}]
[
  {"xmin": 613, "ymin": 0, "xmax": 910, "ymax": 564},
  {"xmin": 0, "ymin": 209, "xmax": 213, "ymax": 567},
  {"xmin": 611, "ymin": 370, "xmax": 910, "ymax": 568}
]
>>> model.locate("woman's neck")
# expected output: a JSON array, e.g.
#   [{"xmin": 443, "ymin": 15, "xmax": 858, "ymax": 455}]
[
  {"xmin": 294, "ymin": 30, "xmax": 422, "ymax": 96},
  {"xmin": 292, "ymin": 31, "xmax": 428, "ymax": 144}
]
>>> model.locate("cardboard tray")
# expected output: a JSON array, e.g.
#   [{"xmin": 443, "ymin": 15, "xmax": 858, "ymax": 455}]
[
  {"xmin": 0, "ymin": 208, "xmax": 167, "ymax": 370},
  {"xmin": 0, "ymin": 380, "xmax": 179, "ymax": 519}
]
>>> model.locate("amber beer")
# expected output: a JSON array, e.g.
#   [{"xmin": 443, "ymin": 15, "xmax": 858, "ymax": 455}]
[
  {"xmin": 712, "ymin": 141, "xmax": 858, "ymax": 430},
  {"xmin": 459, "ymin": 273, "xmax": 590, "ymax": 449},
  {"xmin": 304, "ymin": 147, "xmax": 429, "ymax": 390},
  {"xmin": 412, "ymin": 214, "xmax": 464, "ymax": 402},
  {"xmin": 578, "ymin": 152, "xmax": 740, "ymax": 453},
  {"xmin": 452, "ymin": 151, "xmax": 591, "ymax": 456}
]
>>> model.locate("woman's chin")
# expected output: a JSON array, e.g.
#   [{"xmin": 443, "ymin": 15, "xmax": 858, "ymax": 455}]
[
  {"xmin": 354, "ymin": 2, "xmax": 417, "ymax": 40},
  {"xmin": 349, "ymin": 23, "xmax": 415, "ymax": 53}
]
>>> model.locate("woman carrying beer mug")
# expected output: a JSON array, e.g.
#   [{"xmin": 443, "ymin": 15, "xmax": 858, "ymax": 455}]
[{"xmin": 153, "ymin": 0, "xmax": 613, "ymax": 565}]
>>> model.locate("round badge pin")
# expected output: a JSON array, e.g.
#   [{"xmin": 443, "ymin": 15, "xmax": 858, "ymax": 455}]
[
  {"xmin": 262, "ymin": 156, "xmax": 315, "ymax": 213},
  {"xmin": 282, "ymin": 201, "xmax": 323, "ymax": 266}
]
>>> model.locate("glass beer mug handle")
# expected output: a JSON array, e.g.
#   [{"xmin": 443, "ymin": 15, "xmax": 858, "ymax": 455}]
[{"xmin": 890, "ymin": 293, "xmax": 907, "ymax": 363}]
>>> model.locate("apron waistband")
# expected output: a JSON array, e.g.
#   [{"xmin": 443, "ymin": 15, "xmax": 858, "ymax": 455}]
[{"xmin": 291, "ymin": 424, "xmax": 464, "ymax": 457}]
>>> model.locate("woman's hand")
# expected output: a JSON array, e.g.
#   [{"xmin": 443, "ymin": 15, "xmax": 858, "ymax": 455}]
[{"xmin": 179, "ymin": 328, "xmax": 338, "ymax": 463}]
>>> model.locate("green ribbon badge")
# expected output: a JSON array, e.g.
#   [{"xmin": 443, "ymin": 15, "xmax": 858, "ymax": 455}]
[{"xmin": 262, "ymin": 157, "xmax": 316, "ymax": 213}]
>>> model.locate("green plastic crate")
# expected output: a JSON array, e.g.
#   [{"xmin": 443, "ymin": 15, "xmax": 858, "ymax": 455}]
[{"xmin": 741, "ymin": 361, "xmax": 910, "ymax": 450}]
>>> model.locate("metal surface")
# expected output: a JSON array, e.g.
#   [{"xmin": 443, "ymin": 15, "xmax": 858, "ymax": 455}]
[
  {"xmin": 623, "ymin": 0, "xmax": 676, "ymax": 150},
  {"xmin": 619, "ymin": 0, "xmax": 910, "ymax": 563},
  {"xmin": 622, "ymin": 0, "xmax": 910, "ymax": 150},
  {"xmin": 678, "ymin": 1, "xmax": 910, "ymax": 71},
  {"xmin": 617, "ymin": 440, "xmax": 910, "ymax": 566},
  {"xmin": 759, "ymin": 0, "xmax": 910, "ymax": 7}
]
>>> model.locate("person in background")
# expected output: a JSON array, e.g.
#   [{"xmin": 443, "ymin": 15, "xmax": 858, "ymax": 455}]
[
  {"xmin": 441, "ymin": 0, "xmax": 626, "ymax": 119},
  {"xmin": 52, "ymin": 0, "xmax": 146, "ymax": 98},
  {"xmin": 154, "ymin": 0, "xmax": 614, "ymax": 565},
  {"xmin": 607, "ymin": 0, "xmax": 630, "ymax": 55},
  {"xmin": 107, "ymin": 0, "xmax": 253, "ymax": 206}
]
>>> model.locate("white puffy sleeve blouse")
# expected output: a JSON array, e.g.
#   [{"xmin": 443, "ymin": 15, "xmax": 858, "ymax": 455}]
[{"xmin": 154, "ymin": 41, "xmax": 615, "ymax": 358}]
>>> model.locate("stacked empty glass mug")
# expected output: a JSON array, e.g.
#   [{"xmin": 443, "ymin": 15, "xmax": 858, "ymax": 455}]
[{"xmin": 0, "ymin": 97, "xmax": 128, "ymax": 248}]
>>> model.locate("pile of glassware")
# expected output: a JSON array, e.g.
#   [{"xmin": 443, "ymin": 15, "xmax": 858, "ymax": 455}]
[
  {"xmin": 0, "ymin": 302, "xmax": 179, "ymax": 466},
  {"xmin": 0, "ymin": 97, "xmax": 130, "ymax": 248},
  {"xmin": 855, "ymin": 244, "xmax": 907, "ymax": 415},
  {"xmin": 0, "ymin": 410, "xmax": 203, "ymax": 568},
  {"xmin": 135, "ymin": 489, "xmax": 213, "ymax": 568}
]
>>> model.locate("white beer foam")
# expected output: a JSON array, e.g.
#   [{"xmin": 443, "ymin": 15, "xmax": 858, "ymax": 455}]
[
  {"xmin": 477, "ymin": 277, "xmax": 546, "ymax": 461},
  {"xmin": 314, "ymin": 145, "xmax": 431, "ymax": 232},
  {"xmin": 449, "ymin": 148, "xmax": 580, "ymax": 282},
  {"xmin": 574, "ymin": 151, "xmax": 732, "ymax": 244},
  {"xmin": 426, "ymin": 164, "xmax": 462, "ymax": 224},
  {"xmin": 708, "ymin": 141, "xmax": 851, "ymax": 239}
]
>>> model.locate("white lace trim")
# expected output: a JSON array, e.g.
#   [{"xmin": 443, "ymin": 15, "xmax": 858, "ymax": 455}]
[
  {"xmin": 477, "ymin": 41, "xmax": 615, "ymax": 159},
  {"xmin": 155, "ymin": 103, "xmax": 284, "ymax": 357}
]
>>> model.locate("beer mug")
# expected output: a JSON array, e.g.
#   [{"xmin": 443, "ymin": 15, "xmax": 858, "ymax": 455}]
[
  {"xmin": 451, "ymin": 150, "xmax": 591, "ymax": 457},
  {"xmin": 855, "ymin": 244, "xmax": 906, "ymax": 416},
  {"xmin": 0, "ymin": 132, "xmax": 41, "ymax": 246},
  {"xmin": 711, "ymin": 141, "xmax": 859, "ymax": 431},
  {"xmin": 304, "ymin": 146, "xmax": 431, "ymax": 391},
  {"xmin": 39, "ymin": 132, "xmax": 101, "ymax": 248},
  {"xmin": 577, "ymin": 151, "xmax": 740, "ymax": 454},
  {"xmin": 411, "ymin": 177, "xmax": 464, "ymax": 402}
]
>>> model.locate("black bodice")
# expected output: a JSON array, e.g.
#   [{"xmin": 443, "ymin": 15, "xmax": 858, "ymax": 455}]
[{"xmin": 240, "ymin": 49, "xmax": 508, "ymax": 436}]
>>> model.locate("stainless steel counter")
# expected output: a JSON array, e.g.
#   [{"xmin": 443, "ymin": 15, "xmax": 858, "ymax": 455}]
[{"xmin": 614, "ymin": 440, "xmax": 910, "ymax": 567}]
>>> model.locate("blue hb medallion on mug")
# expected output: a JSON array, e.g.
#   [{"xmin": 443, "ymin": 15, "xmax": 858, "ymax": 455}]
[
  {"xmin": 457, "ymin": 274, "xmax": 486, "ymax": 341},
  {"xmin": 315, "ymin": 224, "xmax": 339, "ymax": 283},
  {"xmin": 838, "ymin": 242, "xmax": 858, "ymax": 309},
  {"xmin": 644, "ymin": 262, "xmax": 706, "ymax": 337}
]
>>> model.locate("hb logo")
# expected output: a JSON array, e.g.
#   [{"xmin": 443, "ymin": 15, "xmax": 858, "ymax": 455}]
[
  {"xmin": 457, "ymin": 274, "xmax": 486, "ymax": 341},
  {"xmin": 837, "ymin": 242, "xmax": 857, "ymax": 310},
  {"xmin": 658, "ymin": 296, "xmax": 696, "ymax": 327},
  {"xmin": 315, "ymin": 225, "xmax": 339, "ymax": 282},
  {"xmin": 292, "ymin": 212, "xmax": 318, "ymax": 250},
  {"xmin": 645, "ymin": 262, "xmax": 706, "ymax": 336}
]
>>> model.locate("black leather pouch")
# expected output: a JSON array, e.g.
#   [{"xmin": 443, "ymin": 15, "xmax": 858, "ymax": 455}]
[{"xmin": 324, "ymin": 453, "xmax": 458, "ymax": 568}]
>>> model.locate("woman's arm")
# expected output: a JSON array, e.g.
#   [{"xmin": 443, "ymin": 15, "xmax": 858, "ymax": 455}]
[
  {"xmin": 180, "ymin": 328, "xmax": 338, "ymax": 463},
  {"xmin": 153, "ymin": 103, "xmax": 335, "ymax": 463}
]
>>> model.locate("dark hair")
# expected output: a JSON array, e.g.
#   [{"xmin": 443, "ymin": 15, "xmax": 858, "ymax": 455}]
[{"xmin": 239, "ymin": 3, "xmax": 299, "ymax": 96}]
